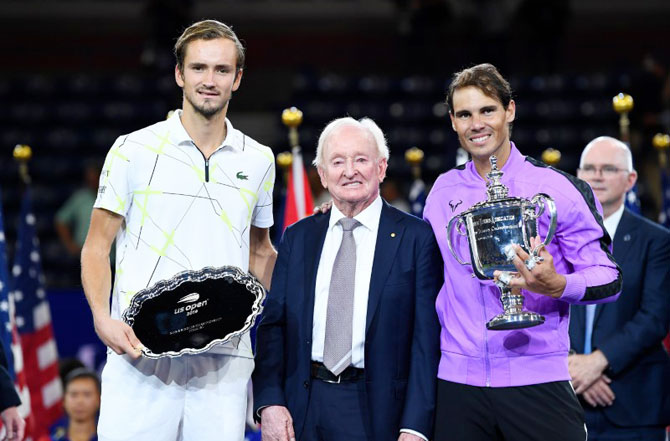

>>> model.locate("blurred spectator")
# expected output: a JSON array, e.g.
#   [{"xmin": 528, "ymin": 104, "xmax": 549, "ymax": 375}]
[
  {"xmin": 54, "ymin": 161, "xmax": 100, "ymax": 259},
  {"xmin": 43, "ymin": 369, "xmax": 100, "ymax": 441},
  {"xmin": 307, "ymin": 166, "xmax": 331, "ymax": 207},
  {"xmin": 380, "ymin": 178, "xmax": 410, "ymax": 212},
  {"xmin": 58, "ymin": 358, "xmax": 85, "ymax": 386}
]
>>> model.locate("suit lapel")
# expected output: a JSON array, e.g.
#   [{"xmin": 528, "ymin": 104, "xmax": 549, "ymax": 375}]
[
  {"xmin": 303, "ymin": 214, "xmax": 330, "ymax": 339},
  {"xmin": 593, "ymin": 208, "xmax": 634, "ymax": 326},
  {"xmin": 612, "ymin": 209, "xmax": 635, "ymax": 263},
  {"xmin": 366, "ymin": 202, "xmax": 404, "ymax": 334}
]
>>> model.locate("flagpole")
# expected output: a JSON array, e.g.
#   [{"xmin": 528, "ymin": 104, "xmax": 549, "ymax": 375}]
[
  {"xmin": 541, "ymin": 148, "xmax": 561, "ymax": 167},
  {"xmin": 11, "ymin": 143, "xmax": 64, "ymax": 437},
  {"xmin": 405, "ymin": 147, "xmax": 426, "ymax": 217},
  {"xmin": 13, "ymin": 144, "xmax": 32, "ymax": 185},
  {"xmin": 282, "ymin": 107, "xmax": 303, "ymax": 150},
  {"xmin": 405, "ymin": 146, "xmax": 424, "ymax": 182},
  {"xmin": 612, "ymin": 93, "xmax": 633, "ymax": 144},
  {"xmin": 279, "ymin": 107, "xmax": 314, "ymax": 230},
  {"xmin": 282, "ymin": 107, "xmax": 307, "ymax": 218},
  {"xmin": 612, "ymin": 93, "xmax": 642, "ymax": 213},
  {"xmin": 653, "ymin": 133, "xmax": 670, "ymax": 169}
]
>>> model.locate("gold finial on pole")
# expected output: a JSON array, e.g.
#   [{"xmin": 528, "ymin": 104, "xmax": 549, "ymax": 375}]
[
  {"xmin": 541, "ymin": 148, "xmax": 561, "ymax": 166},
  {"xmin": 13, "ymin": 144, "xmax": 33, "ymax": 184},
  {"xmin": 653, "ymin": 133, "xmax": 670, "ymax": 168},
  {"xmin": 277, "ymin": 151, "xmax": 293, "ymax": 184},
  {"xmin": 405, "ymin": 147, "xmax": 424, "ymax": 180},
  {"xmin": 282, "ymin": 107, "xmax": 303, "ymax": 149},
  {"xmin": 612, "ymin": 93, "xmax": 634, "ymax": 143}
]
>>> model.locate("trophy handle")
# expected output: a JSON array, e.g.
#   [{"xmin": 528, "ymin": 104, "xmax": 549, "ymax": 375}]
[
  {"xmin": 447, "ymin": 215, "xmax": 470, "ymax": 265},
  {"xmin": 529, "ymin": 193, "xmax": 558, "ymax": 254}
]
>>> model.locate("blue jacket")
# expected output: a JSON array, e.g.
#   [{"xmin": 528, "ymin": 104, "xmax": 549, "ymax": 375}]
[
  {"xmin": 570, "ymin": 208, "xmax": 670, "ymax": 426},
  {"xmin": 253, "ymin": 201, "xmax": 443, "ymax": 440}
]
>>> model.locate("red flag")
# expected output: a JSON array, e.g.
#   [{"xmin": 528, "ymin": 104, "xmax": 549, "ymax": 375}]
[
  {"xmin": 10, "ymin": 305, "xmax": 37, "ymax": 440},
  {"xmin": 282, "ymin": 146, "xmax": 314, "ymax": 229}
]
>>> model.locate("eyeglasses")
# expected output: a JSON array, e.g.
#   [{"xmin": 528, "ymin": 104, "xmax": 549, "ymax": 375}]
[{"xmin": 578, "ymin": 165, "xmax": 629, "ymax": 177}]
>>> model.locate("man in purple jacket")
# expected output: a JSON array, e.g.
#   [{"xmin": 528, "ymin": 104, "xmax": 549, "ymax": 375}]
[{"xmin": 423, "ymin": 63, "xmax": 622, "ymax": 441}]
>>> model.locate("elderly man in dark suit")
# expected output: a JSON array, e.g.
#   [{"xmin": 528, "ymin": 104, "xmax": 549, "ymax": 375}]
[
  {"xmin": 570, "ymin": 136, "xmax": 670, "ymax": 440},
  {"xmin": 253, "ymin": 117, "xmax": 442, "ymax": 441}
]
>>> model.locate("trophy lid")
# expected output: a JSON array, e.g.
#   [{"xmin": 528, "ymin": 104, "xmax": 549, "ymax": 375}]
[{"xmin": 486, "ymin": 155, "xmax": 509, "ymax": 201}]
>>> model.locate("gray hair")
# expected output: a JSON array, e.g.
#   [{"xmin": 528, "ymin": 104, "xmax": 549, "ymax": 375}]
[
  {"xmin": 580, "ymin": 136, "xmax": 634, "ymax": 172},
  {"xmin": 313, "ymin": 117, "xmax": 390, "ymax": 168}
]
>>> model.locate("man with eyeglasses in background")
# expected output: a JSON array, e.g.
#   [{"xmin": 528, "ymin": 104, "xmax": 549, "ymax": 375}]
[{"xmin": 570, "ymin": 136, "xmax": 670, "ymax": 440}]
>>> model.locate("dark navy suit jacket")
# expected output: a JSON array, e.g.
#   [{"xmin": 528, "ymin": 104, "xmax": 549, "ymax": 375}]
[
  {"xmin": 569, "ymin": 208, "xmax": 670, "ymax": 426},
  {"xmin": 0, "ymin": 339, "xmax": 20, "ymax": 412},
  {"xmin": 253, "ymin": 201, "xmax": 443, "ymax": 440}
]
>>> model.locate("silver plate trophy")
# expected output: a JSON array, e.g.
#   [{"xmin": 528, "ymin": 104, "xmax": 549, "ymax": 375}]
[
  {"xmin": 122, "ymin": 266, "xmax": 265, "ymax": 358},
  {"xmin": 447, "ymin": 156, "xmax": 557, "ymax": 330}
]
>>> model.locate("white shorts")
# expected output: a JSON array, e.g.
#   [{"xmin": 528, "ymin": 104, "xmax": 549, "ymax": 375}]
[{"xmin": 98, "ymin": 350, "xmax": 254, "ymax": 441}]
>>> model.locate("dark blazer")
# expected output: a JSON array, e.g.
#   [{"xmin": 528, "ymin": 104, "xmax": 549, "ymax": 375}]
[
  {"xmin": 253, "ymin": 201, "xmax": 443, "ymax": 441},
  {"xmin": 0, "ymin": 339, "xmax": 20, "ymax": 412},
  {"xmin": 569, "ymin": 208, "xmax": 670, "ymax": 426}
]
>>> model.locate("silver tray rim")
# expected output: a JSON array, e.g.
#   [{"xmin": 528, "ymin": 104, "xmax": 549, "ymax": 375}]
[{"xmin": 121, "ymin": 265, "xmax": 266, "ymax": 359}]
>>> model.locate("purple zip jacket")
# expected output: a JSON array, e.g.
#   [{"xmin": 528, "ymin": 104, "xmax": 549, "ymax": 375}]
[{"xmin": 423, "ymin": 144, "xmax": 622, "ymax": 387}]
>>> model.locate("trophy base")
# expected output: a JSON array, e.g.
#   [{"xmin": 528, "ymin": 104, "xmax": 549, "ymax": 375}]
[{"xmin": 486, "ymin": 312, "xmax": 545, "ymax": 330}]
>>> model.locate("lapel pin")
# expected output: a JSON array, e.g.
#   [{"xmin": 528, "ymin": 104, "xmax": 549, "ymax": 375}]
[
  {"xmin": 390, "ymin": 233, "xmax": 396, "ymax": 238},
  {"xmin": 623, "ymin": 234, "xmax": 631, "ymax": 242}
]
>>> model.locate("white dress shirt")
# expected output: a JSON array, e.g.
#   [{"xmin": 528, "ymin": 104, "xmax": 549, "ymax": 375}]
[
  {"xmin": 603, "ymin": 203, "xmax": 624, "ymax": 240},
  {"xmin": 311, "ymin": 196, "xmax": 382, "ymax": 368}
]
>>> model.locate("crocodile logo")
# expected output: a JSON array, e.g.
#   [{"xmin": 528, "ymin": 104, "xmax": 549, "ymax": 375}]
[{"xmin": 236, "ymin": 171, "xmax": 248, "ymax": 180}]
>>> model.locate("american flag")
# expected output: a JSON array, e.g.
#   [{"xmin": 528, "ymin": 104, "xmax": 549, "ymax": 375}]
[
  {"xmin": 11, "ymin": 189, "xmax": 62, "ymax": 438},
  {"xmin": 624, "ymin": 184, "xmax": 641, "ymax": 214}
]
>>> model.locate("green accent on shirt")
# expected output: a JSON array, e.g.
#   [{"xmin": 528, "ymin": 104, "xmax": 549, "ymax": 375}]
[
  {"xmin": 238, "ymin": 188, "xmax": 259, "ymax": 222},
  {"xmin": 133, "ymin": 187, "xmax": 163, "ymax": 226},
  {"xmin": 144, "ymin": 131, "xmax": 171, "ymax": 155}
]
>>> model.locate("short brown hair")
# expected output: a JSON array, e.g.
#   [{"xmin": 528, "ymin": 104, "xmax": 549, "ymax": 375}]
[
  {"xmin": 174, "ymin": 20, "xmax": 245, "ymax": 74},
  {"xmin": 446, "ymin": 63, "xmax": 512, "ymax": 114}
]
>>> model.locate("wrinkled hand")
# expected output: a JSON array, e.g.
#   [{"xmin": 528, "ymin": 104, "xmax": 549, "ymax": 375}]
[
  {"xmin": 493, "ymin": 237, "xmax": 566, "ymax": 298},
  {"xmin": 568, "ymin": 350, "xmax": 609, "ymax": 394},
  {"xmin": 398, "ymin": 432, "xmax": 424, "ymax": 441},
  {"xmin": 261, "ymin": 406, "xmax": 295, "ymax": 441},
  {"xmin": 581, "ymin": 375, "xmax": 615, "ymax": 407},
  {"xmin": 1, "ymin": 406, "xmax": 25, "ymax": 441},
  {"xmin": 313, "ymin": 200, "xmax": 332, "ymax": 214},
  {"xmin": 94, "ymin": 315, "xmax": 143, "ymax": 359}
]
